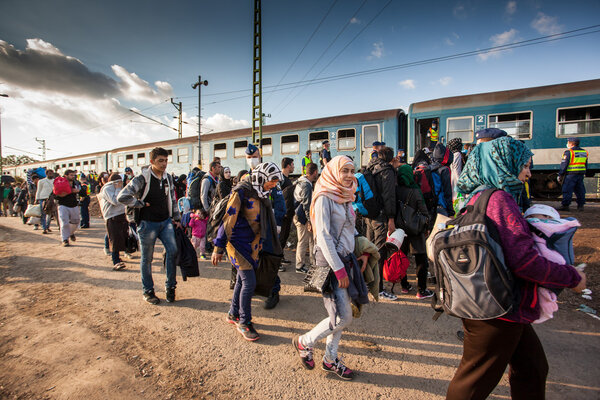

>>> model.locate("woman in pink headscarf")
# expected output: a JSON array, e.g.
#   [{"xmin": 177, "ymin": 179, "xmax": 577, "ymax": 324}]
[{"xmin": 292, "ymin": 156, "xmax": 361, "ymax": 381}]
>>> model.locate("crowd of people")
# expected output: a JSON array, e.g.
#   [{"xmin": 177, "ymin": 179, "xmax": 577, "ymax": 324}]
[{"xmin": 2, "ymin": 129, "xmax": 590, "ymax": 398}]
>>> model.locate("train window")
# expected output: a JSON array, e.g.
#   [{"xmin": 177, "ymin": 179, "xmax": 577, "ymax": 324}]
[
  {"xmin": 75, "ymin": 162, "xmax": 81, "ymax": 167},
  {"xmin": 125, "ymin": 154, "xmax": 134, "ymax": 167},
  {"xmin": 363, "ymin": 125, "xmax": 380, "ymax": 148},
  {"xmin": 281, "ymin": 134, "xmax": 299, "ymax": 154},
  {"xmin": 62, "ymin": 164, "xmax": 66, "ymax": 168},
  {"xmin": 234, "ymin": 140, "xmax": 248, "ymax": 158},
  {"xmin": 118, "ymin": 156, "xmax": 124, "ymax": 168},
  {"xmin": 166, "ymin": 149, "xmax": 173, "ymax": 163},
  {"xmin": 260, "ymin": 137, "xmax": 272, "ymax": 156},
  {"xmin": 68, "ymin": 163, "xmax": 73, "ymax": 167},
  {"xmin": 447, "ymin": 116, "xmax": 474, "ymax": 142},
  {"xmin": 177, "ymin": 148, "xmax": 189, "ymax": 163},
  {"xmin": 83, "ymin": 161, "xmax": 89, "ymax": 171},
  {"xmin": 90, "ymin": 160, "xmax": 96, "ymax": 165},
  {"xmin": 488, "ymin": 112, "xmax": 532, "ymax": 140},
  {"xmin": 214, "ymin": 143, "xmax": 227, "ymax": 159},
  {"xmin": 337, "ymin": 129, "xmax": 356, "ymax": 151},
  {"xmin": 557, "ymin": 105, "xmax": 600, "ymax": 137},
  {"xmin": 137, "ymin": 152, "xmax": 146, "ymax": 166},
  {"xmin": 309, "ymin": 131, "xmax": 329, "ymax": 152}
]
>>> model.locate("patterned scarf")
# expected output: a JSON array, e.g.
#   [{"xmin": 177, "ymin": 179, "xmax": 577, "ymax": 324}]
[
  {"xmin": 251, "ymin": 162, "xmax": 283, "ymax": 199},
  {"xmin": 447, "ymin": 138, "xmax": 463, "ymax": 154},
  {"xmin": 457, "ymin": 136, "xmax": 533, "ymax": 202}
]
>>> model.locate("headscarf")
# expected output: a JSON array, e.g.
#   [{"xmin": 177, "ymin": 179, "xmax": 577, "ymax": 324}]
[
  {"xmin": 397, "ymin": 164, "xmax": 419, "ymax": 189},
  {"xmin": 412, "ymin": 149, "xmax": 430, "ymax": 168},
  {"xmin": 457, "ymin": 136, "xmax": 533, "ymax": 202},
  {"xmin": 447, "ymin": 138, "xmax": 463, "ymax": 154},
  {"xmin": 309, "ymin": 155, "xmax": 357, "ymax": 228},
  {"xmin": 251, "ymin": 162, "xmax": 283, "ymax": 199}
]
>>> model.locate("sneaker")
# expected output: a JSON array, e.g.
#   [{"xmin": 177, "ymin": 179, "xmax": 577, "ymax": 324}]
[
  {"xmin": 166, "ymin": 287, "xmax": 176, "ymax": 303},
  {"xmin": 278, "ymin": 265, "xmax": 286, "ymax": 272},
  {"xmin": 416, "ymin": 289, "xmax": 434, "ymax": 299},
  {"xmin": 33, "ymin": 225, "xmax": 39, "ymax": 230},
  {"xmin": 70, "ymin": 234, "xmax": 76, "ymax": 242},
  {"xmin": 264, "ymin": 293, "xmax": 280, "ymax": 309},
  {"xmin": 225, "ymin": 312, "xmax": 240, "ymax": 325},
  {"xmin": 379, "ymin": 291, "xmax": 398, "ymax": 301},
  {"xmin": 322, "ymin": 357, "xmax": 354, "ymax": 380},
  {"xmin": 42, "ymin": 229, "xmax": 48, "ymax": 234},
  {"xmin": 103, "ymin": 248, "xmax": 111, "ymax": 256},
  {"xmin": 47, "ymin": 228, "xmax": 53, "ymax": 233},
  {"xmin": 292, "ymin": 336, "xmax": 315, "ymax": 370},
  {"xmin": 143, "ymin": 291, "xmax": 160, "ymax": 305},
  {"xmin": 124, "ymin": 252, "xmax": 134, "ymax": 259},
  {"xmin": 296, "ymin": 265, "xmax": 309, "ymax": 274},
  {"xmin": 61, "ymin": 240, "xmax": 70, "ymax": 247},
  {"xmin": 281, "ymin": 258, "xmax": 291, "ymax": 264},
  {"xmin": 237, "ymin": 322, "xmax": 260, "ymax": 341},
  {"xmin": 112, "ymin": 262, "xmax": 126, "ymax": 271},
  {"xmin": 200, "ymin": 254, "xmax": 208, "ymax": 260},
  {"xmin": 401, "ymin": 284, "xmax": 413, "ymax": 294}
]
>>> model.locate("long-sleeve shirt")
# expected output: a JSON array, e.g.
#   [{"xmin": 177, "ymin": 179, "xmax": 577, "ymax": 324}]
[
  {"xmin": 200, "ymin": 173, "xmax": 218, "ymax": 211},
  {"xmin": 98, "ymin": 181, "xmax": 126, "ymax": 220},
  {"xmin": 35, "ymin": 177, "xmax": 54, "ymax": 201},
  {"xmin": 293, "ymin": 176, "xmax": 313, "ymax": 223}
]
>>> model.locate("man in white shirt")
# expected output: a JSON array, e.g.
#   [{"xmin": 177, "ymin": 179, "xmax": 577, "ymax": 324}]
[{"xmin": 35, "ymin": 169, "xmax": 55, "ymax": 234}]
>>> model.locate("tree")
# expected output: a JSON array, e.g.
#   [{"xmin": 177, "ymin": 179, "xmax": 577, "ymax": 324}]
[{"xmin": 1, "ymin": 154, "xmax": 40, "ymax": 166}]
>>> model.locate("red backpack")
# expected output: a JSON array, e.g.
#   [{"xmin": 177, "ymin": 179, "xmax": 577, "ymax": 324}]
[
  {"xmin": 53, "ymin": 177, "xmax": 72, "ymax": 197},
  {"xmin": 413, "ymin": 166, "xmax": 437, "ymax": 211},
  {"xmin": 383, "ymin": 250, "xmax": 409, "ymax": 283}
]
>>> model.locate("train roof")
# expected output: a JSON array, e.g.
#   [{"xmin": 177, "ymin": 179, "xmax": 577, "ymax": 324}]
[{"xmin": 410, "ymin": 79, "xmax": 600, "ymax": 114}]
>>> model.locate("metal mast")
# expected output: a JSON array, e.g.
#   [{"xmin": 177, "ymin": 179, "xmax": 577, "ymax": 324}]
[{"xmin": 252, "ymin": 0, "xmax": 263, "ymax": 157}]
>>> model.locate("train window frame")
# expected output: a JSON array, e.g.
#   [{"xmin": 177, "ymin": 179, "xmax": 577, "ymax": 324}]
[
  {"xmin": 556, "ymin": 104, "xmax": 600, "ymax": 138},
  {"xmin": 488, "ymin": 111, "xmax": 533, "ymax": 140},
  {"xmin": 137, "ymin": 152, "xmax": 146, "ymax": 166},
  {"xmin": 125, "ymin": 154, "xmax": 134, "ymax": 167},
  {"xmin": 337, "ymin": 128, "xmax": 356, "ymax": 151},
  {"xmin": 166, "ymin": 149, "xmax": 173, "ymax": 163},
  {"xmin": 446, "ymin": 116, "xmax": 474, "ymax": 143},
  {"xmin": 309, "ymin": 131, "xmax": 329, "ymax": 152},
  {"xmin": 362, "ymin": 124, "xmax": 380, "ymax": 149},
  {"xmin": 213, "ymin": 143, "xmax": 227, "ymax": 159},
  {"xmin": 83, "ymin": 161, "xmax": 89, "ymax": 171},
  {"xmin": 177, "ymin": 147, "xmax": 189, "ymax": 164},
  {"xmin": 234, "ymin": 140, "xmax": 248, "ymax": 158},
  {"xmin": 260, "ymin": 137, "xmax": 273, "ymax": 156},
  {"xmin": 118, "ymin": 156, "xmax": 124, "ymax": 168},
  {"xmin": 281, "ymin": 134, "xmax": 300, "ymax": 155}
]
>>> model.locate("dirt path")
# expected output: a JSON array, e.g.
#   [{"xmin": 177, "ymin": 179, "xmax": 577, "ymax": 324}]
[{"xmin": 0, "ymin": 204, "xmax": 599, "ymax": 399}]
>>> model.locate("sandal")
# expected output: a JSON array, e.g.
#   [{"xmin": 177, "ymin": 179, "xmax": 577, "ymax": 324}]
[{"xmin": 112, "ymin": 262, "xmax": 126, "ymax": 271}]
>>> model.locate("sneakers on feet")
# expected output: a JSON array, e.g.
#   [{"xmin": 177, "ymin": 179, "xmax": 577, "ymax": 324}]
[
  {"xmin": 42, "ymin": 229, "xmax": 48, "ymax": 234},
  {"xmin": 112, "ymin": 262, "xmax": 126, "ymax": 271},
  {"xmin": 103, "ymin": 248, "xmax": 111, "ymax": 256},
  {"xmin": 296, "ymin": 265, "xmax": 309, "ymax": 274},
  {"xmin": 292, "ymin": 335, "xmax": 315, "ymax": 370},
  {"xmin": 379, "ymin": 291, "xmax": 398, "ymax": 301},
  {"xmin": 225, "ymin": 312, "xmax": 240, "ymax": 325},
  {"xmin": 322, "ymin": 357, "xmax": 354, "ymax": 380},
  {"xmin": 200, "ymin": 254, "xmax": 208, "ymax": 260},
  {"xmin": 416, "ymin": 288, "xmax": 434, "ymax": 299},
  {"xmin": 47, "ymin": 228, "xmax": 53, "ymax": 233},
  {"xmin": 264, "ymin": 293, "xmax": 280, "ymax": 309},
  {"xmin": 166, "ymin": 287, "xmax": 175, "ymax": 303},
  {"xmin": 62, "ymin": 240, "xmax": 70, "ymax": 247},
  {"xmin": 237, "ymin": 322, "xmax": 260, "ymax": 341},
  {"xmin": 401, "ymin": 284, "xmax": 413, "ymax": 294},
  {"xmin": 281, "ymin": 258, "xmax": 291, "ymax": 264},
  {"xmin": 143, "ymin": 291, "xmax": 160, "ymax": 305},
  {"xmin": 278, "ymin": 265, "xmax": 286, "ymax": 272},
  {"xmin": 70, "ymin": 234, "xmax": 76, "ymax": 242}
]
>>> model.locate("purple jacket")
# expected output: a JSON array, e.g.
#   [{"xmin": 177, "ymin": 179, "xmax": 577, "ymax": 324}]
[{"xmin": 469, "ymin": 190, "xmax": 581, "ymax": 324}]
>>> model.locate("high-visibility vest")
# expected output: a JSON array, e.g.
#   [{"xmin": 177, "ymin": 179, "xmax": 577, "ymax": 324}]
[
  {"xmin": 428, "ymin": 128, "xmax": 438, "ymax": 142},
  {"xmin": 566, "ymin": 149, "xmax": 588, "ymax": 173},
  {"xmin": 302, "ymin": 156, "xmax": 312, "ymax": 174}
]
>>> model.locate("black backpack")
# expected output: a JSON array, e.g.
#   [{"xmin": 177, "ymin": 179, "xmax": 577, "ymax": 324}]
[
  {"xmin": 431, "ymin": 189, "xmax": 519, "ymax": 320},
  {"xmin": 206, "ymin": 193, "xmax": 231, "ymax": 243},
  {"xmin": 354, "ymin": 169, "xmax": 382, "ymax": 219}
]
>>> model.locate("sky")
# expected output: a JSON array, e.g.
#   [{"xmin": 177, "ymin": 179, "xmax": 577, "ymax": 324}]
[{"xmin": 0, "ymin": 0, "xmax": 599, "ymax": 161}]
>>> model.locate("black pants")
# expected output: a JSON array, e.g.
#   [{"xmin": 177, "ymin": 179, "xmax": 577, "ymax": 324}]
[
  {"xmin": 446, "ymin": 319, "xmax": 548, "ymax": 400},
  {"xmin": 279, "ymin": 211, "xmax": 294, "ymax": 249},
  {"xmin": 366, "ymin": 217, "xmax": 388, "ymax": 292},
  {"xmin": 400, "ymin": 241, "xmax": 429, "ymax": 291}
]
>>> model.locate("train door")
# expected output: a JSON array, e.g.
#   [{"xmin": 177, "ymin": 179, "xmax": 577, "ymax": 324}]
[
  {"xmin": 361, "ymin": 124, "xmax": 380, "ymax": 167},
  {"xmin": 414, "ymin": 117, "xmax": 438, "ymax": 151}
]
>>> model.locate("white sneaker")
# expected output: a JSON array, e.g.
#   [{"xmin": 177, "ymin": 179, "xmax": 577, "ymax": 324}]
[
  {"xmin": 379, "ymin": 291, "xmax": 398, "ymax": 301},
  {"xmin": 103, "ymin": 248, "xmax": 111, "ymax": 256},
  {"xmin": 124, "ymin": 252, "xmax": 133, "ymax": 259}
]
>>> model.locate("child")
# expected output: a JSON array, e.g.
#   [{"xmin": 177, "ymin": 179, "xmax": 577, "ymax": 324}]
[
  {"xmin": 524, "ymin": 204, "xmax": 581, "ymax": 323},
  {"xmin": 189, "ymin": 209, "xmax": 208, "ymax": 259}
]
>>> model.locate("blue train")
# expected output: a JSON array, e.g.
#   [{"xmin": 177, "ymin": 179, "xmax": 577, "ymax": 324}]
[{"xmin": 5, "ymin": 79, "xmax": 599, "ymax": 197}]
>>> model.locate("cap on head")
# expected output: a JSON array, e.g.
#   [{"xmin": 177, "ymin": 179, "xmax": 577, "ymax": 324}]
[
  {"xmin": 125, "ymin": 167, "xmax": 133, "ymax": 173},
  {"xmin": 245, "ymin": 143, "xmax": 259, "ymax": 156},
  {"xmin": 322, "ymin": 140, "xmax": 329, "ymax": 145},
  {"xmin": 567, "ymin": 137, "xmax": 580, "ymax": 145},
  {"xmin": 372, "ymin": 141, "xmax": 382, "ymax": 147},
  {"xmin": 381, "ymin": 141, "xmax": 386, "ymax": 146},
  {"xmin": 475, "ymin": 128, "xmax": 507, "ymax": 140},
  {"xmin": 523, "ymin": 204, "xmax": 561, "ymax": 220}
]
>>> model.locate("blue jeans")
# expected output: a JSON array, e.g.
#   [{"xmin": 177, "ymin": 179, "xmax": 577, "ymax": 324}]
[
  {"xmin": 562, "ymin": 174, "xmax": 586, "ymax": 207},
  {"xmin": 230, "ymin": 268, "xmax": 256, "ymax": 325},
  {"xmin": 137, "ymin": 218, "xmax": 177, "ymax": 293},
  {"xmin": 80, "ymin": 197, "xmax": 90, "ymax": 227},
  {"xmin": 39, "ymin": 199, "xmax": 50, "ymax": 230}
]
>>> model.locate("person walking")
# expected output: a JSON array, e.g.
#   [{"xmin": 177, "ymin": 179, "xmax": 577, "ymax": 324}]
[
  {"xmin": 15, "ymin": 182, "xmax": 29, "ymax": 224},
  {"xmin": 293, "ymin": 162, "xmax": 318, "ymax": 274},
  {"xmin": 55, "ymin": 170, "xmax": 81, "ymax": 246},
  {"xmin": 117, "ymin": 147, "xmax": 181, "ymax": 305},
  {"xmin": 292, "ymin": 155, "xmax": 366, "ymax": 381},
  {"xmin": 558, "ymin": 137, "xmax": 588, "ymax": 212},
  {"xmin": 79, "ymin": 176, "xmax": 91, "ymax": 228},
  {"xmin": 201, "ymin": 161, "xmax": 221, "ymax": 211},
  {"xmin": 212, "ymin": 162, "xmax": 282, "ymax": 341},
  {"xmin": 279, "ymin": 157, "xmax": 295, "ymax": 265},
  {"xmin": 35, "ymin": 169, "xmax": 55, "ymax": 233},
  {"xmin": 446, "ymin": 136, "xmax": 586, "ymax": 400},
  {"xmin": 99, "ymin": 173, "xmax": 128, "ymax": 270}
]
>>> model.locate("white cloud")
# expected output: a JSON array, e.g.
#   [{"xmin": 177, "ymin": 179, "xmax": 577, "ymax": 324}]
[
  {"xmin": 398, "ymin": 79, "xmax": 416, "ymax": 90},
  {"xmin": 350, "ymin": 17, "xmax": 360, "ymax": 24},
  {"xmin": 438, "ymin": 77, "xmax": 453, "ymax": 86},
  {"xmin": 368, "ymin": 41, "xmax": 384, "ymax": 60},
  {"xmin": 531, "ymin": 12, "xmax": 564, "ymax": 35},
  {"xmin": 25, "ymin": 38, "xmax": 65, "ymax": 56},
  {"xmin": 453, "ymin": 3, "xmax": 467, "ymax": 19},
  {"xmin": 506, "ymin": 1, "xmax": 517, "ymax": 15},
  {"xmin": 111, "ymin": 65, "xmax": 173, "ymax": 104},
  {"xmin": 445, "ymin": 32, "xmax": 460, "ymax": 46},
  {"xmin": 203, "ymin": 113, "xmax": 249, "ymax": 133},
  {"xmin": 478, "ymin": 28, "xmax": 519, "ymax": 61}
]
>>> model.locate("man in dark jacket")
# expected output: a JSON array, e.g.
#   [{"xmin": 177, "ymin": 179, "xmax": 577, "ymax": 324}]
[
  {"xmin": 187, "ymin": 167, "xmax": 203, "ymax": 210},
  {"xmin": 366, "ymin": 147, "xmax": 398, "ymax": 300},
  {"xmin": 430, "ymin": 142, "xmax": 455, "ymax": 217},
  {"xmin": 279, "ymin": 157, "xmax": 295, "ymax": 264}
]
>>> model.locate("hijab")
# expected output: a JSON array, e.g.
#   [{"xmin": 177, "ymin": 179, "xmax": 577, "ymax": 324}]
[
  {"xmin": 412, "ymin": 149, "xmax": 431, "ymax": 168},
  {"xmin": 397, "ymin": 164, "xmax": 419, "ymax": 189},
  {"xmin": 251, "ymin": 162, "xmax": 283, "ymax": 199},
  {"xmin": 457, "ymin": 136, "xmax": 532, "ymax": 202},
  {"xmin": 447, "ymin": 138, "xmax": 463, "ymax": 154}
]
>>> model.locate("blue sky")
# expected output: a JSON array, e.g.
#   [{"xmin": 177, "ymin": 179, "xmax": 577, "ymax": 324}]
[{"xmin": 1, "ymin": 0, "xmax": 599, "ymax": 160}]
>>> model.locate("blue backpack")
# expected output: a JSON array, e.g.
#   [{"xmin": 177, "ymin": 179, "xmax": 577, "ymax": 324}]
[{"xmin": 352, "ymin": 171, "xmax": 381, "ymax": 219}]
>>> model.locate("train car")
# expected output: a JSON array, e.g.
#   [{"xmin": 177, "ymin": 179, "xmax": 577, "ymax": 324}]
[{"xmin": 407, "ymin": 79, "xmax": 600, "ymax": 197}]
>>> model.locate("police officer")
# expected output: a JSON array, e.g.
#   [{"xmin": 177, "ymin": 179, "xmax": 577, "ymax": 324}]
[
  {"xmin": 301, "ymin": 150, "xmax": 312, "ymax": 175},
  {"xmin": 370, "ymin": 141, "xmax": 381, "ymax": 160},
  {"xmin": 427, "ymin": 120, "xmax": 439, "ymax": 149},
  {"xmin": 558, "ymin": 137, "xmax": 588, "ymax": 212},
  {"xmin": 319, "ymin": 140, "xmax": 331, "ymax": 168}
]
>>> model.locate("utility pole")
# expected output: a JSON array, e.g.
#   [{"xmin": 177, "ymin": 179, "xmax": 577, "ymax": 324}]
[
  {"xmin": 192, "ymin": 76, "xmax": 208, "ymax": 169},
  {"xmin": 252, "ymin": 0, "xmax": 263, "ymax": 157},
  {"xmin": 35, "ymin": 137, "xmax": 46, "ymax": 161},
  {"xmin": 170, "ymin": 98, "xmax": 183, "ymax": 139},
  {"xmin": 0, "ymin": 93, "xmax": 8, "ymax": 176}
]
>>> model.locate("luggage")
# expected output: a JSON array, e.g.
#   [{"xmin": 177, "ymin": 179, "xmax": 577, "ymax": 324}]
[
  {"xmin": 254, "ymin": 252, "xmax": 283, "ymax": 297},
  {"xmin": 53, "ymin": 177, "xmax": 72, "ymax": 197},
  {"xmin": 24, "ymin": 204, "xmax": 42, "ymax": 217},
  {"xmin": 352, "ymin": 170, "xmax": 381, "ymax": 219}
]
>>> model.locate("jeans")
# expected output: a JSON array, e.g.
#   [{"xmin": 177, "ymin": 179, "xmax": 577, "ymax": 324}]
[
  {"xmin": 230, "ymin": 268, "xmax": 256, "ymax": 325},
  {"xmin": 300, "ymin": 286, "xmax": 353, "ymax": 361},
  {"xmin": 39, "ymin": 199, "xmax": 50, "ymax": 230},
  {"xmin": 137, "ymin": 218, "xmax": 177, "ymax": 293},
  {"xmin": 58, "ymin": 205, "xmax": 80, "ymax": 241},
  {"xmin": 104, "ymin": 234, "xmax": 110, "ymax": 250},
  {"xmin": 561, "ymin": 174, "xmax": 586, "ymax": 207},
  {"xmin": 80, "ymin": 196, "xmax": 90, "ymax": 227},
  {"xmin": 111, "ymin": 251, "xmax": 122, "ymax": 265}
]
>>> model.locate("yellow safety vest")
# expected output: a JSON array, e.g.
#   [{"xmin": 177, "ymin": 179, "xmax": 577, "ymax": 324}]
[
  {"xmin": 428, "ymin": 128, "xmax": 438, "ymax": 142},
  {"xmin": 302, "ymin": 156, "xmax": 312, "ymax": 174},
  {"xmin": 566, "ymin": 149, "xmax": 588, "ymax": 173}
]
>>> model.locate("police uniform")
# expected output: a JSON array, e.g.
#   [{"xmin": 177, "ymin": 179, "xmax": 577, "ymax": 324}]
[
  {"xmin": 301, "ymin": 155, "xmax": 312, "ymax": 175},
  {"xmin": 558, "ymin": 139, "xmax": 588, "ymax": 211},
  {"xmin": 427, "ymin": 126, "xmax": 438, "ymax": 149}
]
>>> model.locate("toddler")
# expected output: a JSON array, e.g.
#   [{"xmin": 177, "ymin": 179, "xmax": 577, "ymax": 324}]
[{"xmin": 189, "ymin": 209, "xmax": 209, "ymax": 260}]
